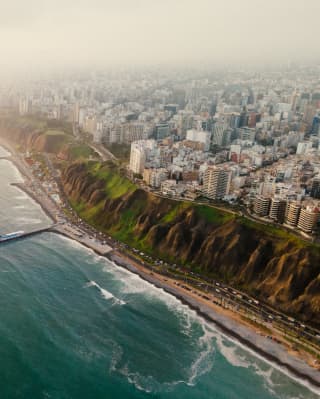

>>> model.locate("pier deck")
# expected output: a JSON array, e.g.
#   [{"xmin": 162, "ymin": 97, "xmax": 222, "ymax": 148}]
[
  {"xmin": 0, "ymin": 225, "xmax": 57, "ymax": 245},
  {"xmin": 0, "ymin": 224, "xmax": 112, "ymax": 256}
]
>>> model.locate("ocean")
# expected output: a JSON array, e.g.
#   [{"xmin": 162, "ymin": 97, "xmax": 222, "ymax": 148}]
[{"xmin": 0, "ymin": 149, "xmax": 319, "ymax": 399}]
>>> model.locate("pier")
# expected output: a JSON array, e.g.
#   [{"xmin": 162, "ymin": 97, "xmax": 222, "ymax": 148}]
[
  {"xmin": 1, "ymin": 148, "xmax": 112, "ymax": 255},
  {"xmin": 0, "ymin": 223, "xmax": 112, "ymax": 256},
  {"xmin": 0, "ymin": 225, "xmax": 57, "ymax": 245}
]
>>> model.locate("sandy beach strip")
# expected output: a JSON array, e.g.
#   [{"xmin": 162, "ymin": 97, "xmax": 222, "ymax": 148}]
[
  {"xmin": 107, "ymin": 251, "xmax": 320, "ymax": 391},
  {"xmin": 1, "ymin": 140, "xmax": 320, "ymax": 393}
]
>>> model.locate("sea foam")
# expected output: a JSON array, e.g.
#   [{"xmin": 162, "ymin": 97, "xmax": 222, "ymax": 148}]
[{"xmin": 84, "ymin": 281, "xmax": 125, "ymax": 305}]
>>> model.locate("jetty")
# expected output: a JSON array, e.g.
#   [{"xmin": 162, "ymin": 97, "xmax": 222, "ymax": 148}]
[
  {"xmin": 0, "ymin": 223, "xmax": 112, "ymax": 256},
  {"xmin": 0, "ymin": 225, "xmax": 57, "ymax": 245}
]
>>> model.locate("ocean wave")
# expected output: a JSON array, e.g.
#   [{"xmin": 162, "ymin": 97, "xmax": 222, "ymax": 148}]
[
  {"xmin": 109, "ymin": 343, "xmax": 124, "ymax": 373},
  {"xmin": 116, "ymin": 271, "xmax": 153, "ymax": 295},
  {"xmin": 215, "ymin": 334, "xmax": 252, "ymax": 368},
  {"xmin": 105, "ymin": 264, "xmax": 198, "ymax": 312},
  {"xmin": 188, "ymin": 325, "xmax": 216, "ymax": 386},
  {"xmin": 84, "ymin": 281, "xmax": 125, "ymax": 305},
  {"xmin": 50, "ymin": 237, "xmax": 320, "ymax": 397},
  {"xmin": 254, "ymin": 366, "xmax": 277, "ymax": 396},
  {"xmin": 214, "ymin": 331, "xmax": 320, "ymax": 398},
  {"xmin": 58, "ymin": 234, "xmax": 112, "ymax": 265},
  {"xmin": 113, "ymin": 363, "xmax": 188, "ymax": 394},
  {"xmin": 109, "ymin": 319, "xmax": 216, "ymax": 393},
  {"xmin": 111, "ymin": 268, "xmax": 207, "ymax": 337}
]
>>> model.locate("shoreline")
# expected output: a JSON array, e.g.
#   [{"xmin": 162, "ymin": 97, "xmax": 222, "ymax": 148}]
[
  {"xmin": 11, "ymin": 182, "xmax": 56, "ymax": 223},
  {"xmin": 1, "ymin": 141, "xmax": 320, "ymax": 393},
  {"xmin": 106, "ymin": 252, "xmax": 320, "ymax": 391}
]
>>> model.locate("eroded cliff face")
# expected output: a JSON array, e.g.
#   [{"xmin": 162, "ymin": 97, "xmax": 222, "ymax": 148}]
[
  {"xmin": 0, "ymin": 124, "xmax": 40, "ymax": 150},
  {"xmin": 63, "ymin": 163, "xmax": 320, "ymax": 326},
  {"xmin": 0, "ymin": 122, "xmax": 67, "ymax": 153}
]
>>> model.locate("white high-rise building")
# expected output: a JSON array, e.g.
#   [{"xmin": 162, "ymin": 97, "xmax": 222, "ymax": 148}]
[
  {"xmin": 73, "ymin": 102, "xmax": 80, "ymax": 124},
  {"xmin": 285, "ymin": 202, "xmax": 301, "ymax": 226},
  {"xmin": 110, "ymin": 125, "xmax": 125, "ymax": 144},
  {"xmin": 296, "ymin": 142, "xmax": 313, "ymax": 155},
  {"xmin": 125, "ymin": 123, "xmax": 149, "ymax": 143},
  {"xmin": 297, "ymin": 207, "xmax": 319, "ymax": 233},
  {"xmin": 269, "ymin": 198, "xmax": 287, "ymax": 223},
  {"xmin": 78, "ymin": 108, "xmax": 86, "ymax": 127},
  {"xmin": 129, "ymin": 140, "xmax": 155, "ymax": 174},
  {"xmin": 129, "ymin": 142, "xmax": 146, "ymax": 175},
  {"xmin": 203, "ymin": 166, "xmax": 232, "ymax": 200},
  {"xmin": 186, "ymin": 129, "xmax": 211, "ymax": 151},
  {"xmin": 212, "ymin": 123, "xmax": 226, "ymax": 146},
  {"xmin": 19, "ymin": 97, "xmax": 32, "ymax": 115},
  {"xmin": 253, "ymin": 196, "xmax": 271, "ymax": 216}
]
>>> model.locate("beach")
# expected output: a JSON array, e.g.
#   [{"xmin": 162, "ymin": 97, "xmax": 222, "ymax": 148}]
[
  {"xmin": 1, "ymin": 139, "xmax": 319, "ymax": 393},
  {"xmin": 108, "ymin": 252, "xmax": 320, "ymax": 391}
]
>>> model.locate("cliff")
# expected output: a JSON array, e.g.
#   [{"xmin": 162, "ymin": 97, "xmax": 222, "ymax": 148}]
[
  {"xmin": 62, "ymin": 162, "xmax": 320, "ymax": 327},
  {"xmin": 0, "ymin": 116, "xmax": 70, "ymax": 154}
]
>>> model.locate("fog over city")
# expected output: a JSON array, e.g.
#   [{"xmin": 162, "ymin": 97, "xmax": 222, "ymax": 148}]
[
  {"xmin": 0, "ymin": 0, "xmax": 319, "ymax": 76},
  {"xmin": 1, "ymin": 0, "xmax": 320, "ymax": 398}
]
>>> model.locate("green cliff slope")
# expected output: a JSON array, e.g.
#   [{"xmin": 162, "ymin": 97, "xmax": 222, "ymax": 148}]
[{"xmin": 62, "ymin": 161, "xmax": 320, "ymax": 327}]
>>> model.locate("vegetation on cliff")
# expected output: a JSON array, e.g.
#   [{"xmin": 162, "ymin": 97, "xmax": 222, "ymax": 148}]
[
  {"xmin": 1, "ymin": 114, "xmax": 319, "ymax": 328},
  {"xmin": 0, "ymin": 114, "xmax": 96, "ymax": 161},
  {"xmin": 0, "ymin": 115, "xmax": 72, "ymax": 152},
  {"xmin": 62, "ymin": 161, "xmax": 320, "ymax": 327}
]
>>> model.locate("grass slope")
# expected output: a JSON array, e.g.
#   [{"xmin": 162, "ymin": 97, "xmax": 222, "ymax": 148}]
[
  {"xmin": 88, "ymin": 162, "xmax": 136, "ymax": 199},
  {"xmin": 69, "ymin": 144, "xmax": 95, "ymax": 160},
  {"xmin": 69, "ymin": 162, "xmax": 319, "ymax": 257}
]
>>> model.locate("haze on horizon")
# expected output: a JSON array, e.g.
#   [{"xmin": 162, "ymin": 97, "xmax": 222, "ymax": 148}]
[{"xmin": 0, "ymin": 0, "xmax": 319, "ymax": 76}]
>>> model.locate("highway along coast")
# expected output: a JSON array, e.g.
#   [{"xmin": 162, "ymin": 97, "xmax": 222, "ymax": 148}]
[{"xmin": 0, "ymin": 137, "xmax": 320, "ymax": 393}]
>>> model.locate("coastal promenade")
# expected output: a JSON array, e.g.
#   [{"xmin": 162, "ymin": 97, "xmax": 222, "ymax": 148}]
[
  {"xmin": 51, "ymin": 224, "xmax": 112, "ymax": 255},
  {"xmin": 1, "ymin": 139, "xmax": 320, "ymax": 393},
  {"xmin": 11, "ymin": 182, "xmax": 112, "ymax": 255},
  {"xmin": 0, "ymin": 139, "xmax": 112, "ymax": 256}
]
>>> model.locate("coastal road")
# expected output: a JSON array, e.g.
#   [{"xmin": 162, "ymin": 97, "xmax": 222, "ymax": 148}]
[
  {"xmin": 120, "ymin": 244, "xmax": 320, "ymax": 354},
  {"xmin": 148, "ymin": 190, "xmax": 237, "ymax": 216},
  {"xmin": 72, "ymin": 123, "xmax": 118, "ymax": 162},
  {"xmin": 5, "ymin": 136, "xmax": 319, "ymax": 368},
  {"xmin": 89, "ymin": 142, "xmax": 118, "ymax": 162}
]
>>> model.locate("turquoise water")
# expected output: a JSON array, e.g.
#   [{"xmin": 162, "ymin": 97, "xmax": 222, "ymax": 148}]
[{"xmin": 0, "ymin": 154, "xmax": 319, "ymax": 399}]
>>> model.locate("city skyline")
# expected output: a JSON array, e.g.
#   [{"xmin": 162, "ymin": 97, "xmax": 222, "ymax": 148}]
[{"xmin": 0, "ymin": 1, "xmax": 320, "ymax": 397}]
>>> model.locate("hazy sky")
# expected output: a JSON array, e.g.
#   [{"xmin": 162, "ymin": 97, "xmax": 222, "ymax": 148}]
[{"xmin": 0, "ymin": 0, "xmax": 319, "ymax": 74}]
